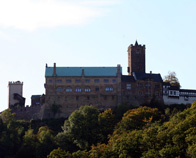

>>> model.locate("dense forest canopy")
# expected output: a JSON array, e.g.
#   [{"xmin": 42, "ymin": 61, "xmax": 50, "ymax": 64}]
[{"xmin": 0, "ymin": 102, "xmax": 196, "ymax": 158}]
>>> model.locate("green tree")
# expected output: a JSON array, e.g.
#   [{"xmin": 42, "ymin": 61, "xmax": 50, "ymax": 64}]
[
  {"xmin": 36, "ymin": 126, "xmax": 56, "ymax": 158},
  {"xmin": 55, "ymin": 132, "xmax": 78, "ymax": 152},
  {"xmin": 62, "ymin": 105, "xmax": 100, "ymax": 149},
  {"xmin": 164, "ymin": 71, "xmax": 181, "ymax": 88},
  {"xmin": 0, "ymin": 109, "xmax": 16, "ymax": 124},
  {"xmin": 16, "ymin": 129, "xmax": 38, "ymax": 158},
  {"xmin": 115, "ymin": 106, "xmax": 162, "ymax": 133},
  {"xmin": 47, "ymin": 148, "xmax": 71, "ymax": 158},
  {"xmin": 98, "ymin": 108, "xmax": 116, "ymax": 143}
]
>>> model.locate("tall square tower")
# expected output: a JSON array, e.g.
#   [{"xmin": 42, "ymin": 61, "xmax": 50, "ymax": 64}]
[
  {"xmin": 127, "ymin": 41, "xmax": 146, "ymax": 75},
  {"xmin": 8, "ymin": 81, "xmax": 24, "ymax": 108}
]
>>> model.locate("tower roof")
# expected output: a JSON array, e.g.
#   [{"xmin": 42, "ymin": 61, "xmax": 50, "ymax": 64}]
[{"xmin": 135, "ymin": 40, "xmax": 138, "ymax": 46}]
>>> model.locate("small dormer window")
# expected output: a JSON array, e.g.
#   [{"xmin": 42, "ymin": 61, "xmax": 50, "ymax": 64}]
[{"xmin": 136, "ymin": 51, "xmax": 140, "ymax": 54}]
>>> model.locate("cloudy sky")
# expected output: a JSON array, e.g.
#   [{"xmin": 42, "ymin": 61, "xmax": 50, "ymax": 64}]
[{"xmin": 0, "ymin": 0, "xmax": 196, "ymax": 111}]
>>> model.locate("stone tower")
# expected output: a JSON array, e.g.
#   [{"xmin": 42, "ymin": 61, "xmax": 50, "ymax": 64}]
[
  {"xmin": 8, "ymin": 81, "xmax": 25, "ymax": 108},
  {"xmin": 127, "ymin": 41, "xmax": 146, "ymax": 75}
]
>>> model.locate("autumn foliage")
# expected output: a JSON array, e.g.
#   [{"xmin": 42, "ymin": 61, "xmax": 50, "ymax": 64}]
[{"xmin": 1, "ymin": 102, "xmax": 196, "ymax": 157}]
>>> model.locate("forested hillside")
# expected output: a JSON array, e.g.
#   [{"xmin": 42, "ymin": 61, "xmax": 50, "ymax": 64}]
[{"xmin": 0, "ymin": 102, "xmax": 196, "ymax": 158}]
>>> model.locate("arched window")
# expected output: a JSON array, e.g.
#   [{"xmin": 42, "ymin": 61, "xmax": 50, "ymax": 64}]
[
  {"xmin": 105, "ymin": 87, "xmax": 110, "ymax": 91},
  {"xmin": 66, "ymin": 87, "xmax": 72, "ymax": 92},
  {"xmin": 105, "ymin": 87, "xmax": 113, "ymax": 92},
  {"xmin": 110, "ymin": 87, "xmax": 114, "ymax": 91},
  {"xmin": 85, "ymin": 87, "xmax": 91, "ymax": 92},
  {"xmin": 76, "ymin": 88, "xmax": 82, "ymax": 92}
]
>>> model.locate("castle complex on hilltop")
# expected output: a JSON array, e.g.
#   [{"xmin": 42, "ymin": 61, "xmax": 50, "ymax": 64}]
[{"xmin": 8, "ymin": 41, "xmax": 196, "ymax": 120}]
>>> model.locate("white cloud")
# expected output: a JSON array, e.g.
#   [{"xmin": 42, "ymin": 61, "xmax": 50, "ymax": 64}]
[
  {"xmin": 0, "ymin": 31, "xmax": 11, "ymax": 40},
  {"xmin": 82, "ymin": 0, "xmax": 120, "ymax": 6},
  {"xmin": 0, "ymin": 0, "xmax": 117, "ymax": 31}
]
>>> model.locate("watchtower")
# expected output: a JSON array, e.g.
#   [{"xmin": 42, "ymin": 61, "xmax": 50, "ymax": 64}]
[
  {"xmin": 127, "ymin": 41, "xmax": 146, "ymax": 75},
  {"xmin": 8, "ymin": 81, "xmax": 24, "ymax": 108}
]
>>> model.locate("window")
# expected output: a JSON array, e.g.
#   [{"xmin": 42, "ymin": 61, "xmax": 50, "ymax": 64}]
[
  {"xmin": 57, "ymin": 79, "xmax": 62, "ymax": 83},
  {"xmin": 126, "ymin": 84, "xmax": 131, "ymax": 90},
  {"xmin": 56, "ymin": 87, "xmax": 63, "ymax": 92},
  {"xmin": 139, "ymin": 92, "xmax": 142, "ymax": 95},
  {"xmin": 85, "ymin": 87, "xmax": 91, "ymax": 92},
  {"xmin": 87, "ymin": 96, "xmax": 90, "ymax": 100},
  {"xmin": 145, "ymin": 83, "xmax": 151, "ymax": 87},
  {"xmin": 49, "ymin": 79, "xmax": 53, "ymax": 83},
  {"xmin": 75, "ymin": 80, "xmax": 81, "ymax": 83},
  {"xmin": 112, "ymin": 79, "xmax": 116, "ymax": 83},
  {"xmin": 66, "ymin": 80, "xmax": 72, "ymax": 83},
  {"xmin": 66, "ymin": 87, "xmax": 72, "ymax": 92},
  {"xmin": 76, "ymin": 88, "xmax": 81, "ymax": 92},
  {"xmin": 94, "ymin": 79, "xmax": 99, "ymax": 83},
  {"xmin": 105, "ymin": 87, "xmax": 110, "ymax": 91},
  {"xmin": 76, "ymin": 96, "xmax": 79, "ymax": 101},
  {"xmin": 95, "ymin": 87, "xmax": 99, "ymax": 92},
  {"xmin": 85, "ymin": 79, "xmax": 90, "ymax": 83},
  {"xmin": 112, "ymin": 95, "xmax": 115, "ymax": 100},
  {"xmin": 104, "ymin": 79, "xmax": 109, "ymax": 83},
  {"xmin": 105, "ymin": 87, "xmax": 113, "ymax": 92},
  {"xmin": 138, "ymin": 83, "xmax": 142, "ymax": 87}
]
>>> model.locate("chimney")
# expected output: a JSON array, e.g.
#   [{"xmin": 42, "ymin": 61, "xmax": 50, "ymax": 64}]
[
  {"xmin": 53, "ymin": 63, "xmax": 56, "ymax": 76},
  {"xmin": 82, "ymin": 69, "xmax": 85, "ymax": 76},
  {"xmin": 117, "ymin": 64, "xmax": 121, "ymax": 76}
]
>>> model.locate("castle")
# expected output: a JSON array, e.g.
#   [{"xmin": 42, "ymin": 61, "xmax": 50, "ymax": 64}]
[{"xmin": 8, "ymin": 41, "xmax": 196, "ymax": 120}]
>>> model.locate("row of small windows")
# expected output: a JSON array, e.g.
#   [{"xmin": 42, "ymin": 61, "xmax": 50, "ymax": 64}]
[
  {"xmin": 56, "ymin": 87, "xmax": 114, "ymax": 92},
  {"xmin": 64, "ymin": 95, "xmax": 116, "ymax": 101},
  {"xmin": 49, "ymin": 79, "xmax": 116, "ymax": 83},
  {"xmin": 137, "ymin": 83, "xmax": 151, "ymax": 87},
  {"xmin": 138, "ymin": 83, "xmax": 160, "ymax": 88},
  {"xmin": 105, "ymin": 87, "xmax": 114, "ymax": 91},
  {"xmin": 126, "ymin": 84, "xmax": 160, "ymax": 89},
  {"xmin": 180, "ymin": 92, "xmax": 196, "ymax": 95}
]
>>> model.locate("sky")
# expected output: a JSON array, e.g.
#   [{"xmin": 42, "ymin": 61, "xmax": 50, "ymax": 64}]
[{"xmin": 0, "ymin": 0, "xmax": 196, "ymax": 111}]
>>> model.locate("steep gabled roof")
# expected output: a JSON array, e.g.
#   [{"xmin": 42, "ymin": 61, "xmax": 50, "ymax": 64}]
[
  {"xmin": 133, "ymin": 72, "xmax": 163, "ymax": 82},
  {"xmin": 121, "ymin": 75, "xmax": 136, "ymax": 82},
  {"xmin": 45, "ymin": 67, "xmax": 122, "ymax": 77}
]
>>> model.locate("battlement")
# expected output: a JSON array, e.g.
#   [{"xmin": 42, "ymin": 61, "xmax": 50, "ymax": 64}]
[{"xmin": 9, "ymin": 81, "xmax": 23, "ymax": 85}]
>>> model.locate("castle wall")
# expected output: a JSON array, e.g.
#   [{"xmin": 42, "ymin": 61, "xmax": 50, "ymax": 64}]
[
  {"xmin": 163, "ymin": 95, "xmax": 196, "ymax": 105},
  {"xmin": 121, "ymin": 80, "xmax": 163, "ymax": 106},
  {"xmin": 44, "ymin": 75, "xmax": 121, "ymax": 118},
  {"xmin": 12, "ymin": 104, "xmax": 44, "ymax": 120}
]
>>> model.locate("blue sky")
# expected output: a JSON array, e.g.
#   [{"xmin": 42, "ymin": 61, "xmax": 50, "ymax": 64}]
[{"xmin": 0, "ymin": 0, "xmax": 196, "ymax": 111}]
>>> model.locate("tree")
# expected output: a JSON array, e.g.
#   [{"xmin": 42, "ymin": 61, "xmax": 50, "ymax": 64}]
[
  {"xmin": 98, "ymin": 109, "xmax": 116, "ymax": 143},
  {"xmin": 47, "ymin": 148, "xmax": 71, "ymax": 158},
  {"xmin": 62, "ymin": 105, "xmax": 100, "ymax": 149},
  {"xmin": 164, "ymin": 71, "xmax": 181, "ymax": 88},
  {"xmin": 0, "ymin": 109, "xmax": 16, "ymax": 124},
  {"xmin": 115, "ymin": 106, "xmax": 162, "ymax": 133},
  {"xmin": 36, "ymin": 126, "xmax": 56, "ymax": 158}
]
